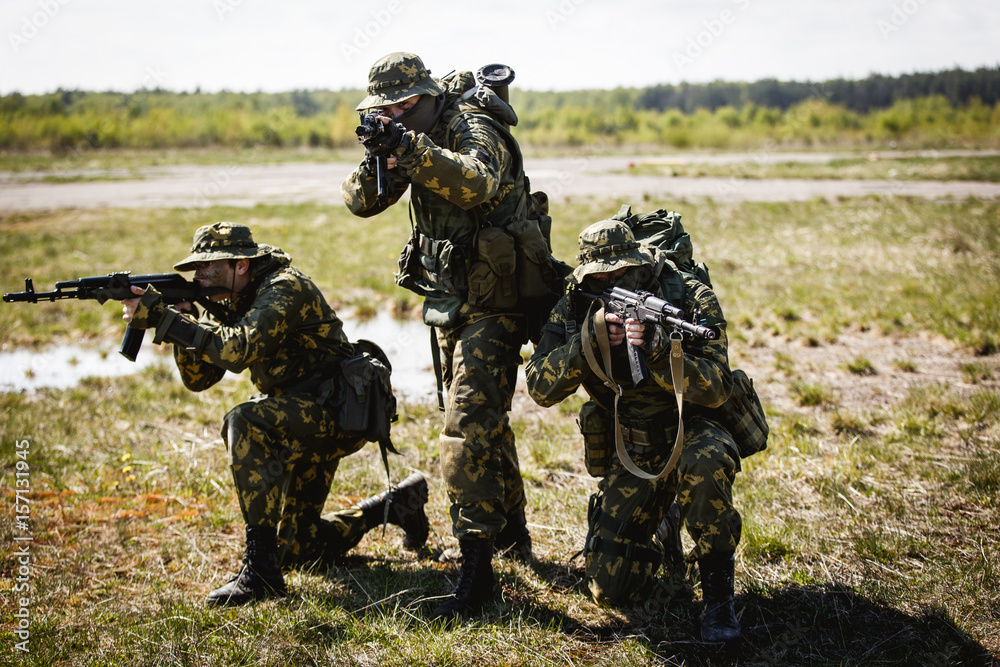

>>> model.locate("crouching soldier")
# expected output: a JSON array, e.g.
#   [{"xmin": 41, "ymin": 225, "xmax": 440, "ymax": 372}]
[
  {"xmin": 525, "ymin": 220, "xmax": 743, "ymax": 643},
  {"xmin": 121, "ymin": 221, "xmax": 429, "ymax": 606}
]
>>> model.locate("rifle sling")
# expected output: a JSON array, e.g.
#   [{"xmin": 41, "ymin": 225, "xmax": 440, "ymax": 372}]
[{"xmin": 581, "ymin": 299, "xmax": 685, "ymax": 481}]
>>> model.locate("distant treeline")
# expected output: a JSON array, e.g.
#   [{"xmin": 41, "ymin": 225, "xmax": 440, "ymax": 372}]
[
  {"xmin": 626, "ymin": 66, "xmax": 1000, "ymax": 114},
  {"xmin": 1, "ymin": 67, "xmax": 998, "ymax": 152}
]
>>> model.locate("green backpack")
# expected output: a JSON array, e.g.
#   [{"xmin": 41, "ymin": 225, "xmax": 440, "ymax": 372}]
[
  {"xmin": 610, "ymin": 204, "xmax": 712, "ymax": 288},
  {"xmin": 610, "ymin": 203, "xmax": 769, "ymax": 460}
]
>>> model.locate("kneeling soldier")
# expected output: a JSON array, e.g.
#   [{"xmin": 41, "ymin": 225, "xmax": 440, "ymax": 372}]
[
  {"xmin": 122, "ymin": 221, "xmax": 429, "ymax": 606},
  {"xmin": 525, "ymin": 220, "xmax": 742, "ymax": 643}
]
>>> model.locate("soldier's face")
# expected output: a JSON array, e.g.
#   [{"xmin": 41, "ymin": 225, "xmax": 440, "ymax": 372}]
[
  {"xmin": 193, "ymin": 260, "xmax": 239, "ymax": 300},
  {"xmin": 589, "ymin": 268, "xmax": 629, "ymax": 283},
  {"xmin": 384, "ymin": 95, "xmax": 420, "ymax": 118}
]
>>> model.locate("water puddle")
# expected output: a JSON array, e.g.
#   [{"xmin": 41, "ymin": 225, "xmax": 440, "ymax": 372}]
[{"xmin": 0, "ymin": 312, "xmax": 437, "ymax": 401}]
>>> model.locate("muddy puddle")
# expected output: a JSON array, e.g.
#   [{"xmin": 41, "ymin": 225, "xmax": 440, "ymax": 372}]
[{"xmin": 0, "ymin": 312, "xmax": 438, "ymax": 401}]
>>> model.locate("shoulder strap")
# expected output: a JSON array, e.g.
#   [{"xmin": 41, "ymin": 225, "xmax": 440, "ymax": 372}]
[
  {"xmin": 445, "ymin": 110, "xmax": 527, "ymax": 226},
  {"xmin": 580, "ymin": 299, "xmax": 686, "ymax": 480}
]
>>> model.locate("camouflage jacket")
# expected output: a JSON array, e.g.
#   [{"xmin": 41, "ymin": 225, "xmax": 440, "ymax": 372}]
[
  {"xmin": 525, "ymin": 258, "xmax": 733, "ymax": 425},
  {"xmin": 341, "ymin": 72, "xmax": 526, "ymax": 323},
  {"xmin": 140, "ymin": 250, "xmax": 353, "ymax": 396}
]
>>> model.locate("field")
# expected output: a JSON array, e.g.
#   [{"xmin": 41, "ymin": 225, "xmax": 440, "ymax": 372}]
[{"xmin": 1, "ymin": 156, "xmax": 999, "ymax": 665}]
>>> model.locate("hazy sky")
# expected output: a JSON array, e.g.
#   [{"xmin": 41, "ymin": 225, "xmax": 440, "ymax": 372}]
[{"xmin": 2, "ymin": 0, "xmax": 998, "ymax": 95}]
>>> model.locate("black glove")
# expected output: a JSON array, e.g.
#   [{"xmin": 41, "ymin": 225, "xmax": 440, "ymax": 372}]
[{"xmin": 356, "ymin": 111, "xmax": 404, "ymax": 157}]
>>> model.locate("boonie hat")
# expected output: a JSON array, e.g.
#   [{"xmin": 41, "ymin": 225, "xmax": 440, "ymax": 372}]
[
  {"xmin": 355, "ymin": 52, "xmax": 446, "ymax": 111},
  {"xmin": 174, "ymin": 222, "xmax": 273, "ymax": 271},
  {"xmin": 571, "ymin": 220, "xmax": 653, "ymax": 283}
]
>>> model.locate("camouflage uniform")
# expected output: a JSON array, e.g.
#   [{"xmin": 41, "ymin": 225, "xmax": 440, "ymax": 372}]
[
  {"xmin": 342, "ymin": 55, "xmax": 528, "ymax": 544},
  {"xmin": 525, "ymin": 221, "xmax": 743, "ymax": 610},
  {"xmin": 342, "ymin": 52, "xmax": 539, "ymax": 619},
  {"xmin": 131, "ymin": 223, "xmax": 366, "ymax": 564}
]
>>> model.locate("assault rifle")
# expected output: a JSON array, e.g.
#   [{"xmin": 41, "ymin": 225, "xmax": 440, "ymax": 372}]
[
  {"xmin": 583, "ymin": 286, "xmax": 717, "ymax": 387},
  {"xmin": 355, "ymin": 110, "xmax": 404, "ymax": 197},
  {"xmin": 3, "ymin": 272, "xmax": 227, "ymax": 361}
]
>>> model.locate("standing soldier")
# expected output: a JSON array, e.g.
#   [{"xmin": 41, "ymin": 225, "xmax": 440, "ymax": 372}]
[
  {"xmin": 121, "ymin": 221, "xmax": 429, "ymax": 606},
  {"xmin": 525, "ymin": 220, "xmax": 743, "ymax": 643},
  {"xmin": 342, "ymin": 52, "xmax": 551, "ymax": 620}
]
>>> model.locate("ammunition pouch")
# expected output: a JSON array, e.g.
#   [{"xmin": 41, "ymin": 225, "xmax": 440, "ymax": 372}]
[
  {"xmin": 507, "ymin": 216, "xmax": 556, "ymax": 299},
  {"xmin": 578, "ymin": 401, "xmax": 676, "ymax": 478},
  {"xmin": 395, "ymin": 227, "xmax": 469, "ymax": 298},
  {"xmin": 578, "ymin": 400, "xmax": 613, "ymax": 477}
]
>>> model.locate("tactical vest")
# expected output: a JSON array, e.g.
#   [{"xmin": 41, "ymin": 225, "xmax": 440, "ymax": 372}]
[{"xmin": 395, "ymin": 74, "xmax": 564, "ymax": 331}]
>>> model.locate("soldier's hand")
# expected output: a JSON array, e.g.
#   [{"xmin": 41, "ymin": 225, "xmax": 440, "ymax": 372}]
[
  {"xmin": 120, "ymin": 285, "xmax": 145, "ymax": 323},
  {"xmin": 604, "ymin": 313, "xmax": 646, "ymax": 347}
]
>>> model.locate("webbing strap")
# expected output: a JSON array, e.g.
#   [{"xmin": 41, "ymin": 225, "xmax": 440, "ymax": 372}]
[
  {"xmin": 430, "ymin": 326, "xmax": 445, "ymax": 412},
  {"xmin": 580, "ymin": 300, "xmax": 686, "ymax": 481}
]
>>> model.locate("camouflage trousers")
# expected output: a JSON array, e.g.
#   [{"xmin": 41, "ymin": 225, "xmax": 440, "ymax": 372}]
[
  {"xmin": 435, "ymin": 306, "xmax": 527, "ymax": 540},
  {"xmin": 222, "ymin": 394, "xmax": 368, "ymax": 566},
  {"xmin": 584, "ymin": 417, "xmax": 742, "ymax": 606}
]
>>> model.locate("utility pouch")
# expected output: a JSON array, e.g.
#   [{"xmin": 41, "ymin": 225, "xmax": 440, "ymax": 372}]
[
  {"xmin": 578, "ymin": 400, "xmax": 614, "ymax": 477},
  {"xmin": 395, "ymin": 226, "xmax": 425, "ymax": 296},
  {"xmin": 467, "ymin": 226, "xmax": 517, "ymax": 310},
  {"xmin": 714, "ymin": 369, "xmax": 769, "ymax": 458},
  {"xmin": 507, "ymin": 217, "xmax": 556, "ymax": 299},
  {"xmin": 328, "ymin": 340, "xmax": 401, "ymax": 481}
]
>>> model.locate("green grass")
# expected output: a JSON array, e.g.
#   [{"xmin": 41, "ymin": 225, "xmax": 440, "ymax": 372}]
[
  {"xmin": 623, "ymin": 154, "xmax": 1000, "ymax": 182},
  {"xmin": 2, "ymin": 193, "xmax": 999, "ymax": 664},
  {"xmin": 0, "ymin": 146, "xmax": 357, "ymax": 175}
]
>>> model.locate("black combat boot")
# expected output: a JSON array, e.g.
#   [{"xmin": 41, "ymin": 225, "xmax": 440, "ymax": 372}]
[
  {"xmin": 357, "ymin": 472, "xmax": 429, "ymax": 550},
  {"xmin": 698, "ymin": 552, "xmax": 741, "ymax": 643},
  {"xmin": 206, "ymin": 525, "xmax": 287, "ymax": 607},
  {"xmin": 431, "ymin": 538, "xmax": 495, "ymax": 621},
  {"xmin": 494, "ymin": 508, "xmax": 533, "ymax": 563}
]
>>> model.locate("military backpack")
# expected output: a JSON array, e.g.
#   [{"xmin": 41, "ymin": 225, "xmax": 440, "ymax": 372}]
[{"xmin": 610, "ymin": 204, "xmax": 769, "ymax": 461}]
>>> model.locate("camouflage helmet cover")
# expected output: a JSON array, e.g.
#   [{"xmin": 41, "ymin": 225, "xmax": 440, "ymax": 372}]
[
  {"xmin": 173, "ymin": 222, "xmax": 273, "ymax": 271},
  {"xmin": 571, "ymin": 219, "xmax": 654, "ymax": 283},
  {"xmin": 355, "ymin": 51, "xmax": 446, "ymax": 111}
]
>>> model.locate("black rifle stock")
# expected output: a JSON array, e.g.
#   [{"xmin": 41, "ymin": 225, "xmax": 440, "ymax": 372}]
[
  {"xmin": 3, "ymin": 272, "xmax": 226, "ymax": 361},
  {"xmin": 583, "ymin": 286, "xmax": 717, "ymax": 387}
]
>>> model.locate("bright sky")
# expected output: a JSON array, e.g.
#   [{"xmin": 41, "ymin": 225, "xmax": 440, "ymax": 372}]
[{"xmin": 2, "ymin": 0, "xmax": 998, "ymax": 95}]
